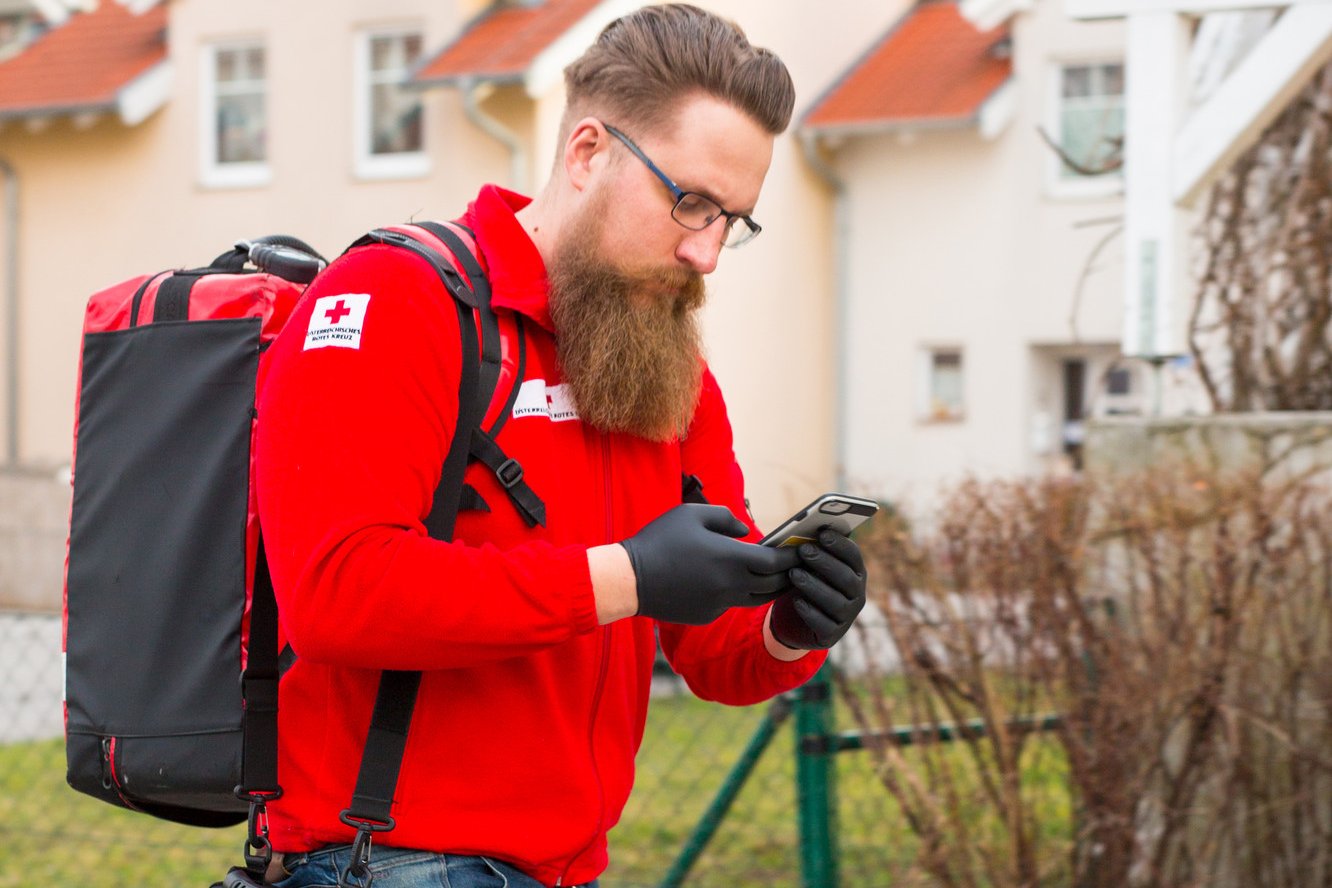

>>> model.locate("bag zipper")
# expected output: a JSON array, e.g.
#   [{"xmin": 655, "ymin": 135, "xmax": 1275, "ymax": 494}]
[{"xmin": 100, "ymin": 736, "xmax": 144, "ymax": 811}]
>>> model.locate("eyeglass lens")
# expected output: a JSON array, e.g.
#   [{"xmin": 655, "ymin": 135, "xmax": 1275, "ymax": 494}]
[{"xmin": 671, "ymin": 194, "xmax": 759, "ymax": 247}]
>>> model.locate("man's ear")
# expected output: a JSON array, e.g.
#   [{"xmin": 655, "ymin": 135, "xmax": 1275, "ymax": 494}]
[{"xmin": 563, "ymin": 117, "xmax": 610, "ymax": 193}]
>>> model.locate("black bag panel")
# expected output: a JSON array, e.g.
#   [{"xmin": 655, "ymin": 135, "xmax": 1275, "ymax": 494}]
[
  {"xmin": 115, "ymin": 730, "xmax": 247, "ymax": 817},
  {"xmin": 65, "ymin": 731, "xmax": 122, "ymax": 808},
  {"xmin": 66, "ymin": 318, "xmax": 260, "ymax": 739},
  {"xmin": 66, "ymin": 729, "xmax": 247, "ymax": 826}
]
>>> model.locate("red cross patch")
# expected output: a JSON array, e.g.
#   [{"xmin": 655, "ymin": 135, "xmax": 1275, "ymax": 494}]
[{"xmin": 305, "ymin": 294, "xmax": 371, "ymax": 351}]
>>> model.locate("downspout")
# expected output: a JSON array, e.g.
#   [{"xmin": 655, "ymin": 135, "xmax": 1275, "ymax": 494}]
[
  {"xmin": 799, "ymin": 131, "xmax": 851, "ymax": 491},
  {"xmin": 0, "ymin": 156, "xmax": 18, "ymax": 468},
  {"xmin": 460, "ymin": 77, "xmax": 528, "ymax": 193}
]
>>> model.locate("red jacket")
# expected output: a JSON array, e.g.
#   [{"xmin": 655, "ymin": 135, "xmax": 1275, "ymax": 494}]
[{"xmin": 255, "ymin": 185, "xmax": 824, "ymax": 886}]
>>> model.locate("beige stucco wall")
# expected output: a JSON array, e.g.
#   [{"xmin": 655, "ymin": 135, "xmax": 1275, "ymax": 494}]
[
  {"xmin": 1, "ymin": 0, "xmax": 508, "ymax": 474},
  {"xmin": 0, "ymin": 0, "xmax": 909, "ymax": 608},
  {"xmin": 829, "ymin": 0, "xmax": 1129, "ymax": 507},
  {"xmin": 688, "ymin": 0, "xmax": 914, "ymax": 516}
]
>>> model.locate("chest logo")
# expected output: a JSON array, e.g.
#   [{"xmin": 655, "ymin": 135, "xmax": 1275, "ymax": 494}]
[
  {"xmin": 304, "ymin": 294, "xmax": 370, "ymax": 351},
  {"xmin": 512, "ymin": 378, "xmax": 580, "ymax": 423}
]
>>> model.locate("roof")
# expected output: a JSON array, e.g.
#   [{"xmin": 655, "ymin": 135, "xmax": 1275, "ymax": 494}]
[
  {"xmin": 0, "ymin": 1, "xmax": 167, "ymax": 120},
  {"xmin": 414, "ymin": 0, "xmax": 604, "ymax": 86},
  {"xmin": 803, "ymin": 0, "xmax": 1012, "ymax": 134}
]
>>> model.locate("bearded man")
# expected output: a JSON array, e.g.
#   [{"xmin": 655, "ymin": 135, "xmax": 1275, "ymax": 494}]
[{"xmin": 254, "ymin": 5, "xmax": 866, "ymax": 888}]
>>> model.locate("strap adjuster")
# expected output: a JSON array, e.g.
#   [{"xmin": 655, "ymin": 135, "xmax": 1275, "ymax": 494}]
[
  {"xmin": 338, "ymin": 810, "xmax": 396, "ymax": 833},
  {"xmin": 495, "ymin": 458, "xmax": 524, "ymax": 489}
]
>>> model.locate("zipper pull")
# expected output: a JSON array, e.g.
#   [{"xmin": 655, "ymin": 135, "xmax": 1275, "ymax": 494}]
[{"xmin": 100, "ymin": 737, "xmax": 113, "ymax": 790}]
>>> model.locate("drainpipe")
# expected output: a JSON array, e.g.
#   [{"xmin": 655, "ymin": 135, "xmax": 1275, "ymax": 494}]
[
  {"xmin": 460, "ymin": 77, "xmax": 528, "ymax": 193},
  {"xmin": 799, "ymin": 131, "xmax": 851, "ymax": 490},
  {"xmin": 0, "ymin": 156, "xmax": 17, "ymax": 468}
]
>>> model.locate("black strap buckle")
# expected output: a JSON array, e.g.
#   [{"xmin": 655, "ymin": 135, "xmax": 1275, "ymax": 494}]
[
  {"xmin": 336, "ymin": 811, "xmax": 395, "ymax": 888},
  {"xmin": 495, "ymin": 458, "xmax": 524, "ymax": 489},
  {"xmin": 235, "ymin": 787, "xmax": 283, "ymax": 877}
]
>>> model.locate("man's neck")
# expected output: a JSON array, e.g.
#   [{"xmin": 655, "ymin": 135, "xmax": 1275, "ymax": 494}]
[{"xmin": 514, "ymin": 189, "xmax": 559, "ymax": 271}]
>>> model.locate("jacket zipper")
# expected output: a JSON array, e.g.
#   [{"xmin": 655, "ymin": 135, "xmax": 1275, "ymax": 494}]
[{"xmin": 556, "ymin": 435, "xmax": 617, "ymax": 886}]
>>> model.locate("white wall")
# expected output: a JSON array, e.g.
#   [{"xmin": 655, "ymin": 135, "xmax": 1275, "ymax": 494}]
[
  {"xmin": 831, "ymin": 0, "xmax": 1127, "ymax": 506},
  {"xmin": 685, "ymin": 0, "xmax": 915, "ymax": 522}
]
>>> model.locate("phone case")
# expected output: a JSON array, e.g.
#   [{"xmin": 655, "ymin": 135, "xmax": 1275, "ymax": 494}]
[{"xmin": 760, "ymin": 493, "xmax": 879, "ymax": 547}]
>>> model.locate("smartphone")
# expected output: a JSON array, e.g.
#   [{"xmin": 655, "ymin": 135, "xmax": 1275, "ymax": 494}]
[{"xmin": 760, "ymin": 493, "xmax": 880, "ymax": 548}]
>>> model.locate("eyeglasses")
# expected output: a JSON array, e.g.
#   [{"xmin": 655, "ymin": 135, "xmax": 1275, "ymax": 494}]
[{"xmin": 603, "ymin": 123, "xmax": 762, "ymax": 249}]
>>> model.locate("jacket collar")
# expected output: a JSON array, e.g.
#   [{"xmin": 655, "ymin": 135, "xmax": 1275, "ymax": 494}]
[{"xmin": 465, "ymin": 185, "xmax": 555, "ymax": 332}]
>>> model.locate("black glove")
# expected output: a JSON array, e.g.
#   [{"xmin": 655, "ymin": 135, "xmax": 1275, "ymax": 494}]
[
  {"xmin": 769, "ymin": 528, "xmax": 867, "ymax": 650},
  {"xmin": 623, "ymin": 504, "xmax": 801, "ymax": 625}
]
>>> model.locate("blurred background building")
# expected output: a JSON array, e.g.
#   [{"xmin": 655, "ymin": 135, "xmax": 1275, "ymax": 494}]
[{"xmin": 2, "ymin": 0, "xmax": 1318, "ymax": 609}]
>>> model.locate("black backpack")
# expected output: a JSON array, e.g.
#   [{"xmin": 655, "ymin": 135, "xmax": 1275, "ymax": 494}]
[{"xmin": 62, "ymin": 222, "xmax": 545, "ymax": 886}]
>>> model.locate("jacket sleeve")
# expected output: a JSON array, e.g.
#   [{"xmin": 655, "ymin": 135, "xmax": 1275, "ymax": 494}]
[
  {"xmin": 656, "ymin": 368, "xmax": 825, "ymax": 705},
  {"xmin": 255, "ymin": 245, "xmax": 599, "ymax": 671}
]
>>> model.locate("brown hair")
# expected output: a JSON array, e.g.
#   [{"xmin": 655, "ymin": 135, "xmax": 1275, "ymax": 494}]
[{"xmin": 561, "ymin": 3, "xmax": 794, "ymax": 139}]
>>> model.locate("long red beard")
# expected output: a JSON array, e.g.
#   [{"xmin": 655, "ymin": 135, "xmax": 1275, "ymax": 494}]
[{"xmin": 548, "ymin": 225, "xmax": 706, "ymax": 442}]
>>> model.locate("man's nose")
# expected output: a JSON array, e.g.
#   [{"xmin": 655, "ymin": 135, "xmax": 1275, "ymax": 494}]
[{"xmin": 675, "ymin": 221, "xmax": 727, "ymax": 275}]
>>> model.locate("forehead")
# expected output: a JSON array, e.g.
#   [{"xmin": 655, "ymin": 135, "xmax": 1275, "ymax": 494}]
[{"xmin": 641, "ymin": 95, "xmax": 774, "ymax": 212}]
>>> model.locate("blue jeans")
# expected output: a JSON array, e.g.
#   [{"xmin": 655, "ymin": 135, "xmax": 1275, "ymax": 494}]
[{"xmin": 273, "ymin": 844, "xmax": 600, "ymax": 888}]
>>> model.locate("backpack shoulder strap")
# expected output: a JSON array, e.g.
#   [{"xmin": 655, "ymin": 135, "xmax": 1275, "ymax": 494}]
[
  {"xmin": 333, "ymin": 222, "xmax": 542, "ymax": 880},
  {"xmin": 414, "ymin": 222, "xmax": 530, "ymax": 437},
  {"xmin": 335, "ymin": 229, "xmax": 484, "ymax": 868},
  {"xmin": 412, "ymin": 221, "xmax": 501, "ymax": 419},
  {"xmin": 408, "ymin": 222, "xmax": 546, "ymax": 529}
]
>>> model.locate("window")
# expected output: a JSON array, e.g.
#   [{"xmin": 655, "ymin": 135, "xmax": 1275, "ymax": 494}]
[
  {"xmin": 922, "ymin": 348, "xmax": 965, "ymax": 422},
  {"xmin": 0, "ymin": 14, "xmax": 44, "ymax": 61},
  {"xmin": 1101, "ymin": 365, "xmax": 1141, "ymax": 415},
  {"xmin": 355, "ymin": 29, "xmax": 427, "ymax": 179},
  {"xmin": 1105, "ymin": 366, "xmax": 1133, "ymax": 396},
  {"xmin": 200, "ymin": 42, "xmax": 269, "ymax": 188},
  {"xmin": 1050, "ymin": 62, "xmax": 1124, "ymax": 194}
]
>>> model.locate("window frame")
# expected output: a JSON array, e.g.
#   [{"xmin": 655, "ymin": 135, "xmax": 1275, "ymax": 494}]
[
  {"xmin": 353, "ymin": 26, "xmax": 430, "ymax": 181},
  {"xmin": 918, "ymin": 346, "xmax": 966, "ymax": 424},
  {"xmin": 198, "ymin": 40, "xmax": 271, "ymax": 190},
  {"xmin": 1044, "ymin": 59, "xmax": 1125, "ymax": 200}
]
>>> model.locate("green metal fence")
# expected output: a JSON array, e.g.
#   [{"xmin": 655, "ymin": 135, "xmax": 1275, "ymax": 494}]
[
  {"xmin": 645, "ymin": 663, "xmax": 1062, "ymax": 888},
  {"xmin": 2, "ymin": 611, "xmax": 1058, "ymax": 887}
]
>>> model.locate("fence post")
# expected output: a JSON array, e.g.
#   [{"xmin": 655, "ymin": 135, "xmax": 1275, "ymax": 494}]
[
  {"xmin": 657, "ymin": 696, "xmax": 793, "ymax": 888},
  {"xmin": 794, "ymin": 661, "xmax": 839, "ymax": 888}
]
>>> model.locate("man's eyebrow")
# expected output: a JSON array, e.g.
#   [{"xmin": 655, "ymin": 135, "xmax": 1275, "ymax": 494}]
[{"xmin": 682, "ymin": 181, "xmax": 754, "ymax": 216}]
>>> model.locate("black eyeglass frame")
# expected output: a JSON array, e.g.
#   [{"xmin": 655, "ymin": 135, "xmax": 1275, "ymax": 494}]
[{"xmin": 602, "ymin": 123, "xmax": 762, "ymax": 249}]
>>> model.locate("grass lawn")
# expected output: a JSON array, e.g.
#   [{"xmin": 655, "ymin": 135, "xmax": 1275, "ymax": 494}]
[
  {"xmin": 0, "ymin": 736, "xmax": 243, "ymax": 887},
  {"xmin": 607, "ymin": 691, "xmax": 1074, "ymax": 888},
  {"xmin": 1, "ymin": 690, "xmax": 1071, "ymax": 887}
]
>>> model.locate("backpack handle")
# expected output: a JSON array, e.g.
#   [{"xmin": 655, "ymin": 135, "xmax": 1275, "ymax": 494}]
[
  {"xmin": 209, "ymin": 236, "xmax": 328, "ymax": 284},
  {"xmin": 244, "ymin": 241, "xmax": 326, "ymax": 284}
]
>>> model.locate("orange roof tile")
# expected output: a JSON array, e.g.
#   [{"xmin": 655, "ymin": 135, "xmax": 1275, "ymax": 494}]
[
  {"xmin": 804, "ymin": 1, "xmax": 1011, "ymax": 133},
  {"xmin": 414, "ymin": 0, "xmax": 603, "ymax": 85},
  {"xmin": 0, "ymin": 1, "xmax": 167, "ymax": 118}
]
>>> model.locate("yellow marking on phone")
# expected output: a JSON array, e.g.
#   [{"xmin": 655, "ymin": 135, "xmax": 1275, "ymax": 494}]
[{"xmin": 778, "ymin": 535, "xmax": 816, "ymax": 548}]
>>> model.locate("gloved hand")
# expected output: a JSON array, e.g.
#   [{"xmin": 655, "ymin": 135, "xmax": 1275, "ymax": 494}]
[
  {"xmin": 769, "ymin": 528, "xmax": 867, "ymax": 650},
  {"xmin": 622, "ymin": 504, "xmax": 801, "ymax": 625}
]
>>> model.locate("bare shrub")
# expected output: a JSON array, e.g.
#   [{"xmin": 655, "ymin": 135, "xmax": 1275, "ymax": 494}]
[
  {"xmin": 842, "ymin": 464, "xmax": 1332, "ymax": 887},
  {"xmin": 1191, "ymin": 63, "xmax": 1332, "ymax": 411}
]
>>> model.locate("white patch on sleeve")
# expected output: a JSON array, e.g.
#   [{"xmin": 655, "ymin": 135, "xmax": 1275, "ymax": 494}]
[
  {"xmin": 512, "ymin": 378, "xmax": 580, "ymax": 422},
  {"xmin": 304, "ymin": 294, "xmax": 371, "ymax": 350}
]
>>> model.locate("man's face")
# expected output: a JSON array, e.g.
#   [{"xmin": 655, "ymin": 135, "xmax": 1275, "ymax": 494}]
[
  {"xmin": 588, "ymin": 93, "xmax": 775, "ymax": 278},
  {"xmin": 547, "ymin": 96, "xmax": 775, "ymax": 442}
]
